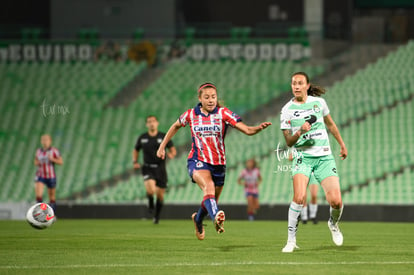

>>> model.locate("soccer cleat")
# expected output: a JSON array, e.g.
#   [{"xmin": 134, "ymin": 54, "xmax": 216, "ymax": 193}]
[
  {"xmin": 191, "ymin": 213, "xmax": 205, "ymax": 240},
  {"xmin": 328, "ymin": 220, "xmax": 343, "ymax": 246},
  {"xmin": 311, "ymin": 218, "xmax": 318, "ymax": 225},
  {"xmin": 214, "ymin": 210, "xmax": 226, "ymax": 234},
  {"xmin": 153, "ymin": 217, "xmax": 159, "ymax": 224},
  {"xmin": 282, "ymin": 241, "xmax": 299, "ymax": 253}
]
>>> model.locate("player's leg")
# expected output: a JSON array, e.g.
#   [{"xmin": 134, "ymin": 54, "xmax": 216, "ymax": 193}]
[
  {"xmin": 282, "ymin": 155, "xmax": 311, "ymax": 253},
  {"xmin": 194, "ymin": 167, "xmax": 225, "ymax": 234},
  {"xmin": 288, "ymin": 174, "xmax": 308, "ymax": 239},
  {"xmin": 253, "ymin": 194, "xmax": 260, "ymax": 212},
  {"xmin": 35, "ymin": 181, "xmax": 44, "ymax": 203},
  {"xmin": 321, "ymin": 176, "xmax": 343, "ymax": 246},
  {"xmin": 193, "ymin": 169, "xmax": 218, "ymax": 222},
  {"xmin": 301, "ymin": 190, "xmax": 308, "ymax": 224},
  {"xmin": 246, "ymin": 195, "xmax": 253, "ymax": 221},
  {"xmin": 144, "ymin": 179, "xmax": 156, "ymax": 214},
  {"xmin": 309, "ymin": 183, "xmax": 319, "ymax": 223},
  {"xmin": 153, "ymin": 186, "xmax": 166, "ymax": 224},
  {"xmin": 46, "ymin": 179, "xmax": 57, "ymax": 212},
  {"xmin": 316, "ymin": 155, "xmax": 343, "ymax": 246},
  {"xmin": 47, "ymin": 187, "xmax": 57, "ymax": 212},
  {"xmin": 321, "ymin": 176, "xmax": 342, "ymax": 217},
  {"xmin": 153, "ymin": 168, "xmax": 168, "ymax": 224}
]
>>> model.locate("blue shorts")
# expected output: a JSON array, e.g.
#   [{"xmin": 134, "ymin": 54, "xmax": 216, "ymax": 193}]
[
  {"xmin": 245, "ymin": 192, "xmax": 259, "ymax": 198},
  {"xmin": 187, "ymin": 159, "xmax": 226, "ymax": 187},
  {"xmin": 35, "ymin": 176, "xmax": 57, "ymax": 188}
]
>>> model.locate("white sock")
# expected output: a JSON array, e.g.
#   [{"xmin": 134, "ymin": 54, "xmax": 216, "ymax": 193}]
[
  {"xmin": 288, "ymin": 201, "xmax": 303, "ymax": 242},
  {"xmin": 309, "ymin": 203, "xmax": 318, "ymax": 219},
  {"xmin": 329, "ymin": 205, "xmax": 344, "ymax": 224},
  {"xmin": 301, "ymin": 206, "xmax": 308, "ymax": 221}
]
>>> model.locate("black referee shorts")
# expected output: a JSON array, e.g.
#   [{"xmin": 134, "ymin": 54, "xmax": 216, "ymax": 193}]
[{"xmin": 141, "ymin": 165, "xmax": 168, "ymax": 188}]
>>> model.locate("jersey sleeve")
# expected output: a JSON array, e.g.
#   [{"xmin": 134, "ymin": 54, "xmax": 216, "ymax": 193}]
[
  {"xmin": 52, "ymin": 148, "xmax": 61, "ymax": 158},
  {"xmin": 178, "ymin": 109, "xmax": 191, "ymax": 127},
  {"xmin": 280, "ymin": 107, "xmax": 291, "ymax": 130},
  {"xmin": 222, "ymin": 107, "xmax": 242, "ymax": 127},
  {"xmin": 134, "ymin": 135, "xmax": 142, "ymax": 151},
  {"xmin": 320, "ymin": 98, "xmax": 330, "ymax": 116}
]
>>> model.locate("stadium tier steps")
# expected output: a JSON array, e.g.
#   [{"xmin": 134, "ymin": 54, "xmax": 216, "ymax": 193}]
[
  {"xmin": 0, "ymin": 61, "xmax": 147, "ymax": 202},
  {"xmin": 325, "ymin": 40, "xmax": 414, "ymax": 126},
  {"xmin": 332, "ymin": 98, "xmax": 414, "ymax": 192}
]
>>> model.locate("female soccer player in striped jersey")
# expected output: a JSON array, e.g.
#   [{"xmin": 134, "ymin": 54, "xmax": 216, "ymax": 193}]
[
  {"xmin": 280, "ymin": 72, "xmax": 348, "ymax": 252},
  {"xmin": 157, "ymin": 83, "xmax": 271, "ymax": 240},
  {"xmin": 34, "ymin": 134, "xmax": 63, "ymax": 212},
  {"xmin": 238, "ymin": 158, "xmax": 262, "ymax": 221}
]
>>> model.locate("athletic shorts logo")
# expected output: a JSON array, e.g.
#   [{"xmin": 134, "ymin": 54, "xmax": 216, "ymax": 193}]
[
  {"xmin": 332, "ymin": 168, "xmax": 337, "ymax": 173},
  {"xmin": 196, "ymin": 161, "xmax": 204, "ymax": 168}
]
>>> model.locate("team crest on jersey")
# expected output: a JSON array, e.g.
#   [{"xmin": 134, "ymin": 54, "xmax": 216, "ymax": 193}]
[
  {"xmin": 313, "ymin": 104, "xmax": 320, "ymax": 113},
  {"xmin": 157, "ymin": 138, "xmax": 162, "ymax": 143}
]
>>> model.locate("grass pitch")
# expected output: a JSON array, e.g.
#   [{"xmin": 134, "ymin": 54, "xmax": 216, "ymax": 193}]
[{"xmin": 0, "ymin": 219, "xmax": 413, "ymax": 274}]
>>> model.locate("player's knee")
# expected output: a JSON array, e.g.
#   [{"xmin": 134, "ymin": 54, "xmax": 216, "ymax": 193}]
[
  {"xmin": 329, "ymin": 198, "xmax": 342, "ymax": 209},
  {"xmin": 293, "ymin": 194, "xmax": 306, "ymax": 205}
]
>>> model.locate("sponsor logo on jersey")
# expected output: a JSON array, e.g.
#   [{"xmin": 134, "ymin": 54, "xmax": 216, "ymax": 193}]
[
  {"xmin": 293, "ymin": 109, "xmax": 313, "ymax": 117},
  {"xmin": 141, "ymin": 138, "xmax": 149, "ymax": 143},
  {"xmin": 193, "ymin": 125, "xmax": 221, "ymax": 132}
]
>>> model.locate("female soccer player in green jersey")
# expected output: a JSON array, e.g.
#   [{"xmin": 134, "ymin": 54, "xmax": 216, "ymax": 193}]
[{"xmin": 280, "ymin": 72, "xmax": 348, "ymax": 253}]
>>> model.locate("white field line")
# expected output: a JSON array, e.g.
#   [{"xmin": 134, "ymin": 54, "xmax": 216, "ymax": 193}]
[{"xmin": 1, "ymin": 261, "xmax": 414, "ymax": 269}]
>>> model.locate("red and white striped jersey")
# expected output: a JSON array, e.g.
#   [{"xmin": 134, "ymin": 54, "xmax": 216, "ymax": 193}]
[
  {"xmin": 179, "ymin": 104, "xmax": 242, "ymax": 165},
  {"xmin": 35, "ymin": 147, "xmax": 61, "ymax": 179},
  {"xmin": 238, "ymin": 168, "xmax": 261, "ymax": 194}
]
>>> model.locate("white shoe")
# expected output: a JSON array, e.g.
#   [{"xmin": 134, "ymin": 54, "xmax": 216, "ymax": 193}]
[
  {"xmin": 282, "ymin": 241, "xmax": 299, "ymax": 253},
  {"xmin": 328, "ymin": 220, "xmax": 343, "ymax": 246}
]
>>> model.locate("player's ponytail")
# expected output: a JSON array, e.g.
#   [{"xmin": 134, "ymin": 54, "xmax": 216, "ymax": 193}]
[
  {"xmin": 292, "ymin": 72, "xmax": 326, "ymax": 97},
  {"xmin": 308, "ymin": 84, "xmax": 326, "ymax": 97}
]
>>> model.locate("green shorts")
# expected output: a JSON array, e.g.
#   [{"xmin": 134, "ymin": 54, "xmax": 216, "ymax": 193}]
[
  {"xmin": 292, "ymin": 154, "xmax": 338, "ymax": 183},
  {"xmin": 309, "ymin": 173, "xmax": 319, "ymax": 185}
]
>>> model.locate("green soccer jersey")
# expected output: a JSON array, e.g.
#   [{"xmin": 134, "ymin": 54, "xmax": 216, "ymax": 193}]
[{"xmin": 280, "ymin": 95, "xmax": 332, "ymax": 157}]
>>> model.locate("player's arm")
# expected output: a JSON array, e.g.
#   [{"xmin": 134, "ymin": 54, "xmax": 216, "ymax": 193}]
[
  {"xmin": 282, "ymin": 121, "xmax": 311, "ymax": 147},
  {"xmin": 34, "ymin": 157, "xmax": 39, "ymax": 166},
  {"xmin": 132, "ymin": 149, "xmax": 140, "ymax": 169},
  {"xmin": 166, "ymin": 146, "xmax": 177, "ymax": 159},
  {"xmin": 237, "ymin": 175, "xmax": 244, "ymax": 185},
  {"xmin": 324, "ymin": 114, "xmax": 348, "ymax": 160},
  {"xmin": 49, "ymin": 153, "xmax": 63, "ymax": 165},
  {"xmin": 234, "ymin": 121, "xmax": 272, "ymax": 136},
  {"xmin": 157, "ymin": 120, "xmax": 182, "ymax": 160},
  {"xmin": 258, "ymin": 173, "xmax": 262, "ymax": 185}
]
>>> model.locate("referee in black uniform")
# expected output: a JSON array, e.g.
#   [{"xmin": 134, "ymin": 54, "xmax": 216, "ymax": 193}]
[{"xmin": 133, "ymin": 115, "xmax": 176, "ymax": 224}]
